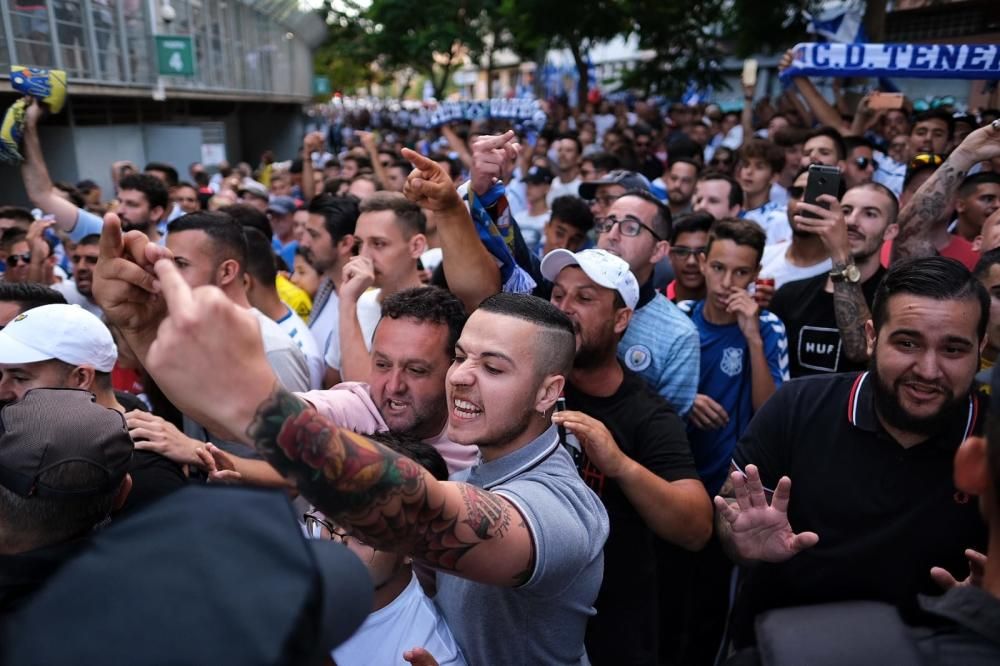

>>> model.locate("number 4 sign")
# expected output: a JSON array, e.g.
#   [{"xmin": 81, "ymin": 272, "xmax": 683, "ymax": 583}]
[{"xmin": 155, "ymin": 36, "xmax": 196, "ymax": 77}]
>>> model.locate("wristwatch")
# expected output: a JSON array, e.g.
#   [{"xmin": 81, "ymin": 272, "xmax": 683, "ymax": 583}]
[{"xmin": 829, "ymin": 262, "xmax": 861, "ymax": 283}]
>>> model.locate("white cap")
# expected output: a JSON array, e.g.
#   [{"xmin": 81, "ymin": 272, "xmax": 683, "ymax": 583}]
[
  {"xmin": 540, "ymin": 248, "xmax": 640, "ymax": 310},
  {"xmin": 0, "ymin": 304, "xmax": 117, "ymax": 372}
]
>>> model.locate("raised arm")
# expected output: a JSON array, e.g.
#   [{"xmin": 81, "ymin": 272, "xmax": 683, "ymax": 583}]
[
  {"xmin": 892, "ymin": 121, "xmax": 1000, "ymax": 263},
  {"xmin": 357, "ymin": 130, "xmax": 392, "ymax": 190},
  {"xmin": 19, "ymin": 99, "xmax": 92, "ymax": 235},
  {"xmin": 336, "ymin": 255, "xmax": 375, "ymax": 382},
  {"xmin": 440, "ymin": 124, "xmax": 474, "ymax": 171},
  {"xmin": 138, "ymin": 259, "xmax": 533, "ymax": 585},
  {"xmin": 300, "ymin": 132, "xmax": 324, "ymax": 202},
  {"xmin": 778, "ymin": 50, "xmax": 848, "ymax": 133},
  {"xmin": 401, "ymin": 146, "xmax": 500, "ymax": 311}
]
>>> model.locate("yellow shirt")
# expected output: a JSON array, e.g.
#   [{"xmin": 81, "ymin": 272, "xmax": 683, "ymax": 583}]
[{"xmin": 276, "ymin": 274, "xmax": 311, "ymax": 319}]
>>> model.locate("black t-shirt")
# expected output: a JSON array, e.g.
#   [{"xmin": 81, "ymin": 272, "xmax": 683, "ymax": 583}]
[
  {"xmin": 114, "ymin": 391, "xmax": 188, "ymax": 516},
  {"xmin": 730, "ymin": 372, "xmax": 988, "ymax": 647},
  {"xmin": 565, "ymin": 367, "xmax": 699, "ymax": 666},
  {"xmin": 769, "ymin": 267, "xmax": 885, "ymax": 378}
]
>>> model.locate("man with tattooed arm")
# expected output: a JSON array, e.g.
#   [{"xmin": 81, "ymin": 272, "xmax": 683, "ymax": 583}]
[{"xmin": 92, "ymin": 152, "xmax": 609, "ymax": 665}]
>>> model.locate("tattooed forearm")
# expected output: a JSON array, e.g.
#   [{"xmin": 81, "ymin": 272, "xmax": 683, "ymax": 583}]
[
  {"xmin": 892, "ymin": 161, "xmax": 967, "ymax": 263},
  {"xmin": 832, "ymin": 279, "xmax": 872, "ymax": 363},
  {"xmin": 246, "ymin": 386, "xmax": 517, "ymax": 573}
]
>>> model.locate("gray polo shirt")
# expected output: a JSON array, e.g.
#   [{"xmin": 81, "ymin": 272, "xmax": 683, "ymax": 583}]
[{"xmin": 434, "ymin": 426, "xmax": 609, "ymax": 665}]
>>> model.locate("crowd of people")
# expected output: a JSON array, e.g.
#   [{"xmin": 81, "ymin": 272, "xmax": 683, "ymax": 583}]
[{"xmin": 1, "ymin": 49, "xmax": 1000, "ymax": 665}]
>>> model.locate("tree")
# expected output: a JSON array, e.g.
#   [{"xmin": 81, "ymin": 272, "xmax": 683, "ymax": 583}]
[
  {"xmin": 620, "ymin": 1, "xmax": 733, "ymax": 98},
  {"xmin": 500, "ymin": 0, "xmax": 630, "ymax": 110}
]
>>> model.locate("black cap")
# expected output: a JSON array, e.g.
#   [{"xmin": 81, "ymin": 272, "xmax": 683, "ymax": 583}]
[
  {"xmin": 0, "ymin": 388, "xmax": 133, "ymax": 498},
  {"xmin": 1, "ymin": 486, "xmax": 373, "ymax": 665},
  {"xmin": 524, "ymin": 165, "xmax": 555, "ymax": 184},
  {"xmin": 579, "ymin": 169, "xmax": 652, "ymax": 201}
]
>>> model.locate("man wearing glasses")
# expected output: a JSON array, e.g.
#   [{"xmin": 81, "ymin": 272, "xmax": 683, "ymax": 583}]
[
  {"xmin": 843, "ymin": 137, "xmax": 878, "ymax": 189},
  {"xmin": 53, "ymin": 234, "xmax": 102, "ymax": 318},
  {"xmin": 596, "ymin": 191, "xmax": 700, "ymax": 417}
]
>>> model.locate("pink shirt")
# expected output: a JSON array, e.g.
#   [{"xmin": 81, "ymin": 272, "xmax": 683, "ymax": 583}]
[{"xmin": 298, "ymin": 382, "xmax": 476, "ymax": 477}]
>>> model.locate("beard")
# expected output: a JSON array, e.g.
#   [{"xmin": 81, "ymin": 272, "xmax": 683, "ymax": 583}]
[
  {"xmin": 869, "ymin": 357, "xmax": 970, "ymax": 437},
  {"xmin": 570, "ymin": 319, "xmax": 617, "ymax": 370},
  {"xmin": 474, "ymin": 401, "xmax": 538, "ymax": 452}
]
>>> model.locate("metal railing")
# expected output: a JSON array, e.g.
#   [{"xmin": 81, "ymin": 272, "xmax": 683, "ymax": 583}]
[{"xmin": 1, "ymin": 0, "xmax": 315, "ymax": 98}]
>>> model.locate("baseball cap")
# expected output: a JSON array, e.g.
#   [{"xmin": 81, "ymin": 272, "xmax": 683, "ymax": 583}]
[
  {"xmin": 579, "ymin": 170, "xmax": 652, "ymax": 201},
  {"xmin": 0, "ymin": 303, "xmax": 117, "ymax": 372},
  {"xmin": 2, "ymin": 485, "xmax": 373, "ymax": 665},
  {"xmin": 540, "ymin": 248, "xmax": 639, "ymax": 309},
  {"xmin": 0, "ymin": 388, "xmax": 133, "ymax": 498},
  {"xmin": 267, "ymin": 195, "xmax": 297, "ymax": 216},
  {"xmin": 238, "ymin": 178, "xmax": 269, "ymax": 200},
  {"xmin": 524, "ymin": 165, "xmax": 554, "ymax": 185}
]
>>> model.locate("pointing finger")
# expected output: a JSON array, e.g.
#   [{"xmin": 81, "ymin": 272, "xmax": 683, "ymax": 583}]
[
  {"xmin": 154, "ymin": 259, "xmax": 195, "ymax": 314},
  {"xmin": 473, "ymin": 131, "xmax": 515, "ymax": 152},
  {"xmin": 99, "ymin": 213, "xmax": 124, "ymax": 260},
  {"xmin": 401, "ymin": 147, "xmax": 436, "ymax": 172}
]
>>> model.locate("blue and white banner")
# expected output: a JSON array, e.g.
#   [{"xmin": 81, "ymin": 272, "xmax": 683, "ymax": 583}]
[
  {"xmin": 421, "ymin": 99, "xmax": 547, "ymax": 129},
  {"xmin": 781, "ymin": 42, "xmax": 1000, "ymax": 81},
  {"xmin": 805, "ymin": 0, "xmax": 866, "ymax": 44}
]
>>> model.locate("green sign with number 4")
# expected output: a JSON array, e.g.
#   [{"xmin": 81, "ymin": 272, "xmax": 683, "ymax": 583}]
[{"xmin": 155, "ymin": 35, "xmax": 196, "ymax": 77}]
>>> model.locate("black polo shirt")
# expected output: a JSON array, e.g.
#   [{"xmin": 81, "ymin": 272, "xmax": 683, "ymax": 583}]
[{"xmin": 730, "ymin": 371, "xmax": 988, "ymax": 647}]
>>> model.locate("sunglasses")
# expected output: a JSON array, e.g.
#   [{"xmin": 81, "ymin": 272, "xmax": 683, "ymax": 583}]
[
  {"xmin": 788, "ymin": 186, "xmax": 805, "ymax": 199},
  {"xmin": 6, "ymin": 253, "xmax": 31, "ymax": 267},
  {"xmin": 908, "ymin": 153, "xmax": 945, "ymax": 170},
  {"xmin": 853, "ymin": 157, "xmax": 878, "ymax": 170},
  {"xmin": 669, "ymin": 246, "xmax": 706, "ymax": 259},
  {"xmin": 595, "ymin": 215, "xmax": 663, "ymax": 240}
]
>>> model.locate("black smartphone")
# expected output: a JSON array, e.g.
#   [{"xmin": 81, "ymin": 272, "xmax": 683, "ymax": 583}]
[{"xmin": 802, "ymin": 164, "xmax": 841, "ymax": 218}]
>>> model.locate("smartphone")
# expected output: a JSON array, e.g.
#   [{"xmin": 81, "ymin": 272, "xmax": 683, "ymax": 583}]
[
  {"xmin": 741, "ymin": 59, "xmax": 758, "ymax": 88},
  {"xmin": 802, "ymin": 164, "xmax": 841, "ymax": 218},
  {"xmin": 869, "ymin": 91, "xmax": 904, "ymax": 110}
]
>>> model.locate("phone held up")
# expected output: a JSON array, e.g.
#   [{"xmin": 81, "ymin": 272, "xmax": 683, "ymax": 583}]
[{"xmin": 802, "ymin": 164, "xmax": 841, "ymax": 219}]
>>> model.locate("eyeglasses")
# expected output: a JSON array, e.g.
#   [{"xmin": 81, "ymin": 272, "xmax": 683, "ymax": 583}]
[
  {"xmin": 6, "ymin": 253, "xmax": 31, "ymax": 267},
  {"xmin": 71, "ymin": 254, "xmax": 99, "ymax": 266},
  {"xmin": 669, "ymin": 246, "xmax": 706, "ymax": 259},
  {"xmin": 908, "ymin": 153, "xmax": 945, "ymax": 170},
  {"xmin": 595, "ymin": 215, "xmax": 663, "ymax": 240},
  {"xmin": 853, "ymin": 157, "xmax": 878, "ymax": 170},
  {"xmin": 303, "ymin": 512, "xmax": 374, "ymax": 562}
]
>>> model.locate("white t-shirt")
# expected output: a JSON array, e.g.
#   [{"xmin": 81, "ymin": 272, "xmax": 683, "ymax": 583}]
[
  {"xmin": 276, "ymin": 306, "xmax": 324, "ymax": 390},
  {"xmin": 251, "ymin": 308, "xmax": 310, "ymax": 393},
  {"xmin": 759, "ymin": 243, "xmax": 833, "ymax": 289},
  {"xmin": 743, "ymin": 201, "xmax": 792, "ymax": 246},
  {"xmin": 52, "ymin": 280, "xmax": 102, "ymax": 319},
  {"xmin": 324, "ymin": 288, "xmax": 383, "ymax": 371},
  {"xmin": 546, "ymin": 176, "xmax": 582, "ymax": 205},
  {"xmin": 357, "ymin": 288, "xmax": 383, "ymax": 350},
  {"xmin": 511, "ymin": 209, "xmax": 550, "ymax": 249},
  {"xmin": 308, "ymin": 278, "xmax": 340, "ymax": 364},
  {"xmin": 333, "ymin": 574, "xmax": 467, "ymax": 666}
]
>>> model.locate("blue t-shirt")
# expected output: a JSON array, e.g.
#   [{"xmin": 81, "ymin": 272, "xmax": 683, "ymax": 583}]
[{"xmin": 678, "ymin": 300, "xmax": 789, "ymax": 495}]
